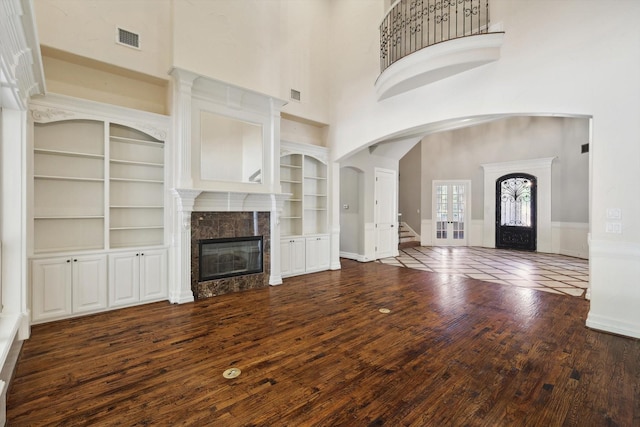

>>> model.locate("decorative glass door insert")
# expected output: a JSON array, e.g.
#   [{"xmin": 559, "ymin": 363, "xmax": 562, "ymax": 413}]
[{"xmin": 495, "ymin": 173, "xmax": 537, "ymax": 251}]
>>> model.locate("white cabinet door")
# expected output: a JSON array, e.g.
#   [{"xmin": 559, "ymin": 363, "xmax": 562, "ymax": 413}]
[
  {"xmin": 140, "ymin": 249, "xmax": 167, "ymax": 301},
  {"xmin": 280, "ymin": 238, "xmax": 306, "ymax": 277},
  {"xmin": 291, "ymin": 238, "xmax": 306, "ymax": 275},
  {"xmin": 108, "ymin": 252, "xmax": 140, "ymax": 307},
  {"xmin": 280, "ymin": 239, "xmax": 293, "ymax": 277},
  {"xmin": 305, "ymin": 236, "xmax": 330, "ymax": 273},
  {"xmin": 72, "ymin": 255, "xmax": 107, "ymax": 314},
  {"xmin": 32, "ymin": 257, "xmax": 72, "ymax": 322}
]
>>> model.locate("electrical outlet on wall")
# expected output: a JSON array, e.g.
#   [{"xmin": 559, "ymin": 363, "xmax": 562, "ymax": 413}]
[
  {"xmin": 605, "ymin": 222, "xmax": 622, "ymax": 234},
  {"xmin": 606, "ymin": 208, "xmax": 622, "ymax": 220}
]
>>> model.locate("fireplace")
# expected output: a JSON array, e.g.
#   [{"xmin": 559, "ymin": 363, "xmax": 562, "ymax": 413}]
[
  {"xmin": 191, "ymin": 211, "xmax": 270, "ymax": 299},
  {"xmin": 198, "ymin": 236, "xmax": 263, "ymax": 281}
]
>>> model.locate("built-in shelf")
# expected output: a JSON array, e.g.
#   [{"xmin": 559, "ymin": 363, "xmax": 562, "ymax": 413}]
[
  {"xmin": 34, "ymin": 148, "xmax": 104, "ymax": 159},
  {"xmin": 34, "ymin": 215, "xmax": 105, "ymax": 220},
  {"xmin": 110, "ymin": 159, "xmax": 163, "ymax": 167},
  {"xmin": 110, "ymin": 205, "xmax": 163, "ymax": 209},
  {"xmin": 109, "ymin": 226, "xmax": 163, "ymax": 231},
  {"xmin": 35, "ymin": 245, "xmax": 106, "ymax": 254},
  {"xmin": 110, "ymin": 135, "xmax": 164, "ymax": 147},
  {"xmin": 34, "ymin": 175, "xmax": 104, "ymax": 182},
  {"xmin": 110, "ymin": 178, "xmax": 163, "ymax": 184}
]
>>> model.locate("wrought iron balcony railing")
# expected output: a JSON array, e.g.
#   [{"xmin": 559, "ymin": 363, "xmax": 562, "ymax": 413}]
[{"xmin": 380, "ymin": 0, "xmax": 491, "ymax": 72}]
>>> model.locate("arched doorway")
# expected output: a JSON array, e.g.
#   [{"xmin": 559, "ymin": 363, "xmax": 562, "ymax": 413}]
[{"xmin": 495, "ymin": 173, "xmax": 537, "ymax": 251}]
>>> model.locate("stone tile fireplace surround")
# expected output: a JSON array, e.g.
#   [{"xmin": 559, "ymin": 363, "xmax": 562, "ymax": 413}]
[{"xmin": 191, "ymin": 211, "xmax": 270, "ymax": 299}]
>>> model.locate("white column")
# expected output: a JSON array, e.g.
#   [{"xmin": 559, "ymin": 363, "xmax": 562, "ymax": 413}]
[
  {"xmin": 169, "ymin": 189, "xmax": 201, "ymax": 304},
  {"xmin": 329, "ymin": 161, "xmax": 341, "ymax": 270},
  {"xmin": 269, "ymin": 195, "xmax": 283, "ymax": 285},
  {"xmin": 170, "ymin": 68, "xmax": 199, "ymax": 189}
]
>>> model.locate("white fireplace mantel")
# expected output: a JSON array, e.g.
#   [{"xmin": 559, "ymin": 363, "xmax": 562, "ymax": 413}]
[
  {"xmin": 169, "ymin": 70, "xmax": 289, "ymax": 303},
  {"xmin": 169, "ymin": 188, "xmax": 289, "ymax": 303}
]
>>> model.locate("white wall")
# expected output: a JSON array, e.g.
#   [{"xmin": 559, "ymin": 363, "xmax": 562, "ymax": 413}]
[
  {"xmin": 172, "ymin": 0, "xmax": 330, "ymax": 124},
  {"xmin": 328, "ymin": 0, "xmax": 640, "ymax": 338}
]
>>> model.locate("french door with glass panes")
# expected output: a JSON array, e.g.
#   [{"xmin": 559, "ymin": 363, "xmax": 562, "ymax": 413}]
[{"xmin": 433, "ymin": 181, "xmax": 470, "ymax": 246}]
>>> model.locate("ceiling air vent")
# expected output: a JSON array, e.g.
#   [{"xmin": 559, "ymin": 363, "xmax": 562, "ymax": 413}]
[
  {"xmin": 117, "ymin": 27, "xmax": 140, "ymax": 49},
  {"xmin": 290, "ymin": 89, "xmax": 301, "ymax": 102}
]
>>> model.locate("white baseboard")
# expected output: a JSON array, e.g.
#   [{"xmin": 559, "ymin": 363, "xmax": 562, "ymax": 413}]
[
  {"xmin": 586, "ymin": 313, "xmax": 640, "ymax": 339},
  {"xmin": 340, "ymin": 251, "xmax": 371, "ymax": 262}
]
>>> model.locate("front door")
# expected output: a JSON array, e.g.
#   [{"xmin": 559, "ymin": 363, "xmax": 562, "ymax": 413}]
[
  {"xmin": 433, "ymin": 181, "xmax": 469, "ymax": 246},
  {"xmin": 495, "ymin": 173, "xmax": 537, "ymax": 251}
]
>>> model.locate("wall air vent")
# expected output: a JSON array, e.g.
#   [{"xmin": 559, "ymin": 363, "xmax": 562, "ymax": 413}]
[
  {"xmin": 290, "ymin": 89, "xmax": 301, "ymax": 102},
  {"xmin": 117, "ymin": 27, "xmax": 140, "ymax": 49}
]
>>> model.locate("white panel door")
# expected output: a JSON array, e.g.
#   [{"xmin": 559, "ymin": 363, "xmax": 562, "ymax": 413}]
[
  {"xmin": 109, "ymin": 252, "xmax": 140, "ymax": 307},
  {"xmin": 140, "ymin": 249, "xmax": 167, "ymax": 301},
  {"xmin": 433, "ymin": 181, "xmax": 470, "ymax": 246},
  {"xmin": 72, "ymin": 254, "xmax": 107, "ymax": 314},
  {"xmin": 32, "ymin": 257, "xmax": 72, "ymax": 322},
  {"xmin": 375, "ymin": 168, "xmax": 397, "ymax": 259}
]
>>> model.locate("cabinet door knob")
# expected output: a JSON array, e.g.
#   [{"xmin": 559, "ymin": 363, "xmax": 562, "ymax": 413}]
[
  {"xmin": 141, "ymin": 253, "xmax": 144, "ymax": 256},
  {"xmin": 73, "ymin": 259, "xmax": 78, "ymax": 262},
  {"xmin": 66, "ymin": 259, "xmax": 71, "ymax": 263},
  {"xmin": 136, "ymin": 253, "xmax": 139, "ymax": 256}
]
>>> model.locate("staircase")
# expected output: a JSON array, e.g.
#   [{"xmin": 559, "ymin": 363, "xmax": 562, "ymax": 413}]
[{"xmin": 398, "ymin": 221, "xmax": 418, "ymax": 245}]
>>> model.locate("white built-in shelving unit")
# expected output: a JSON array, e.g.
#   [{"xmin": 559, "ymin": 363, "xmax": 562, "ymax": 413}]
[
  {"xmin": 29, "ymin": 96, "xmax": 169, "ymax": 323},
  {"xmin": 279, "ymin": 141, "xmax": 330, "ymax": 277},
  {"xmin": 109, "ymin": 124, "xmax": 165, "ymax": 249},
  {"xmin": 33, "ymin": 120, "xmax": 106, "ymax": 253}
]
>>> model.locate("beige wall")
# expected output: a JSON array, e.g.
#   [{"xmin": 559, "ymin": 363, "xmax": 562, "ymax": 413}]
[
  {"xmin": 414, "ymin": 116, "xmax": 589, "ymax": 222},
  {"xmin": 34, "ymin": 0, "xmax": 172, "ymax": 80},
  {"xmin": 172, "ymin": 0, "xmax": 330, "ymax": 124},
  {"xmin": 41, "ymin": 48, "xmax": 168, "ymax": 115},
  {"xmin": 398, "ymin": 142, "xmax": 422, "ymax": 233}
]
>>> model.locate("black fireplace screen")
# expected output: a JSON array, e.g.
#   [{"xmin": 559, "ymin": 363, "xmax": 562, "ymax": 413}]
[{"xmin": 198, "ymin": 236, "xmax": 263, "ymax": 281}]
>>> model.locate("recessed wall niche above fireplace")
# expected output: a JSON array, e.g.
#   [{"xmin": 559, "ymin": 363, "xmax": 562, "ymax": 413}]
[{"xmin": 191, "ymin": 211, "xmax": 270, "ymax": 299}]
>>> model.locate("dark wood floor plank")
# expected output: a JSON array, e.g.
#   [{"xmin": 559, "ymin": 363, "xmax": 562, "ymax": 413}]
[{"xmin": 7, "ymin": 259, "xmax": 640, "ymax": 426}]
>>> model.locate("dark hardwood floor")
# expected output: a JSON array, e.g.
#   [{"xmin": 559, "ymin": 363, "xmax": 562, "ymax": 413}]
[{"xmin": 7, "ymin": 260, "xmax": 640, "ymax": 426}]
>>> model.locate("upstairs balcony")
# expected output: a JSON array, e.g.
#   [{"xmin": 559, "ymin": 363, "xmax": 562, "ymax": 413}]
[{"xmin": 376, "ymin": 0, "xmax": 504, "ymax": 100}]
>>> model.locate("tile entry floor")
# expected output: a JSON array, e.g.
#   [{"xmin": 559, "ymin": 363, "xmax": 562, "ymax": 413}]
[{"xmin": 378, "ymin": 245, "xmax": 589, "ymax": 298}]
